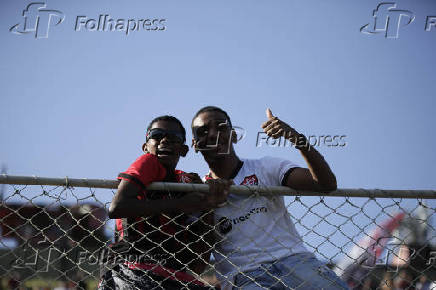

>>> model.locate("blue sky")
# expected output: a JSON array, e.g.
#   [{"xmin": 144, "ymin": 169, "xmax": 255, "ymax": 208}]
[{"xmin": 1, "ymin": 0, "xmax": 435, "ymax": 261}]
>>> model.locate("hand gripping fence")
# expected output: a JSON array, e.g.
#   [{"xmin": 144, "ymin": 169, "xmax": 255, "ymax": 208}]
[{"xmin": 0, "ymin": 174, "xmax": 436, "ymax": 289}]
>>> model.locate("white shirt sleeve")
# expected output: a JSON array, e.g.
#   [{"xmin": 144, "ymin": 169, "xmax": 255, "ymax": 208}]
[{"xmin": 259, "ymin": 156, "xmax": 300, "ymax": 186}]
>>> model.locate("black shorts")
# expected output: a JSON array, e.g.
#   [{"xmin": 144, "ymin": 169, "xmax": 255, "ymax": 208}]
[{"xmin": 98, "ymin": 263, "xmax": 213, "ymax": 290}]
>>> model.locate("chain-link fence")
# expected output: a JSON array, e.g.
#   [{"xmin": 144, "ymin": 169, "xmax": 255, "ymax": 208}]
[{"xmin": 0, "ymin": 175, "xmax": 435, "ymax": 289}]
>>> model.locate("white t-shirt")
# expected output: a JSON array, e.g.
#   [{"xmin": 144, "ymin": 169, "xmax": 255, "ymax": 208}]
[{"xmin": 210, "ymin": 156, "xmax": 309, "ymax": 285}]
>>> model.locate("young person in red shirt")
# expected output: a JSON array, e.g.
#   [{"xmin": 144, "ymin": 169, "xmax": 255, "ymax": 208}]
[{"xmin": 98, "ymin": 115, "xmax": 230, "ymax": 289}]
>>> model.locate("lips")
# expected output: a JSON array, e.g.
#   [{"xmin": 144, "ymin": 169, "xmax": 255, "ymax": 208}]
[
  {"xmin": 157, "ymin": 148, "xmax": 174, "ymax": 157},
  {"xmin": 198, "ymin": 144, "xmax": 229, "ymax": 155}
]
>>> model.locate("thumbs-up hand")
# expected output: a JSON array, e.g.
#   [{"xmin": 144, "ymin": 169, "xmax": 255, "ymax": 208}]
[
  {"xmin": 266, "ymin": 108, "xmax": 274, "ymax": 120},
  {"xmin": 261, "ymin": 108, "xmax": 299, "ymax": 141}
]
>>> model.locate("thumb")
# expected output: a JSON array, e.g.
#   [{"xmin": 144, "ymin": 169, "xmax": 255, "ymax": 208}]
[{"xmin": 266, "ymin": 108, "xmax": 274, "ymax": 120}]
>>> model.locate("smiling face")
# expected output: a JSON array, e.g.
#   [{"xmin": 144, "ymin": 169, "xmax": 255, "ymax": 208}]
[
  {"xmin": 143, "ymin": 120, "xmax": 188, "ymax": 170},
  {"xmin": 192, "ymin": 110, "xmax": 235, "ymax": 162}
]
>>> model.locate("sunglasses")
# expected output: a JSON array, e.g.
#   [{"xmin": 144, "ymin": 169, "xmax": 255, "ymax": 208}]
[
  {"xmin": 146, "ymin": 128, "xmax": 185, "ymax": 143},
  {"xmin": 193, "ymin": 121, "xmax": 231, "ymax": 140}
]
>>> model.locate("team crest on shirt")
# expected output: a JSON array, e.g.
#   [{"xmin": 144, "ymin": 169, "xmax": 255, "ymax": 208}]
[
  {"xmin": 241, "ymin": 174, "xmax": 258, "ymax": 185},
  {"xmin": 177, "ymin": 173, "xmax": 192, "ymax": 183}
]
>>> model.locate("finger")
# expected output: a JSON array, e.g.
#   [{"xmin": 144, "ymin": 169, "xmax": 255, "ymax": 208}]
[
  {"xmin": 187, "ymin": 172, "xmax": 200, "ymax": 177},
  {"xmin": 266, "ymin": 108, "xmax": 274, "ymax": 120},
  {"xmin": 221, "ymin": 180, "xmax": 232, "ymax": 194},
  {"xmin": 214, "ymin": 179, "xmax": 229, "ymax": 202},
  {"xmin": 218, "ymin": 179, "xmax": 228, "ymax": 195},
  {"xmin": 214, "ymin": 180, "xmax": 223, "ymax": 196},
  {"xmin": 261, "ymin": 119, "xmax": 275, "ymax": 129},
  {"xmin": 265, "ymin": 130, "xmax": 280, "ymax": 139},
  {"xmin": 265, "ymin": 125, "xmax": 284, "ymax": 136},
  {"xmin": 213, "ymin": 179, "xmax": 227, "ymax": 196},
  {"xmin": 264, "ymin": 119, "xmax": 280, "ymax": 132},
  {"xmin": 218, "ymin": 190, "xmax": 228, "ymax": 204},
  {"xmin": 271, "ymin": 128, "xmax": 284, "ymax": 139},
  {"xmin": 206, "ymin": 179, "xmax": 217, "ymax": 195},
  {"xmin": 213, "ymin": 179, "xmax": 222, "ymax": 195},
  {"xmin": 186, "ymin": 173, "xmax": 203, "ymax": 183}
]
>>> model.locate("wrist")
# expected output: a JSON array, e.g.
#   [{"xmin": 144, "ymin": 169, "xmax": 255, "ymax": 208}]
[{"xmin": 290, "ymin": 133, "xmax": 311, "ymax": 151}]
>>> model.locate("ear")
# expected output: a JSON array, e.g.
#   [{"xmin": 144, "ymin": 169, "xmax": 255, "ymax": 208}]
[
  {"xmin": 142, "ymin": 143, "xmax": 148, "ymax": 153},
  {"xmin": 231, "ymin": 129, "xmax": 238, "ymax": 144},
  {"xmin": 191, "ymin": 138, "xmax": 199, "ymax": 153},
  {"xmin": 180, "ymin": 144, "xmax": 189, "ymax": 157}
]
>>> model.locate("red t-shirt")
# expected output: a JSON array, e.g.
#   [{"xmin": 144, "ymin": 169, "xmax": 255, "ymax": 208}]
[
  {"xmin": 113, "ymin": 153, "xmax": 199, "ymax": 273},
  {"xmin": 118, "ymin": 153, "xmax": 167, "ymax": 191}
]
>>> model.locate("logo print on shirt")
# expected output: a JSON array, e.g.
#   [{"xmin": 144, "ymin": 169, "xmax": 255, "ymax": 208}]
[
  {"xmin": 217, "ymin": 207, "xmax": 268, "ymax": 235},
  {"xmin": 241, "ymin": 174, "xmax": 258, "ymax": 185},
  {"xmin": 218, "ymin": 217, "xmax": 232, "ymax": 235}
]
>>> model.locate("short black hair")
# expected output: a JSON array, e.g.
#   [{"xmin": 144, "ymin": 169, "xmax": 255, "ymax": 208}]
[
  {"xmin": 191, "ymin": 106, "xmax": 232, "ymax": 128},
  {"xmin": 146, "ymin": 115, "xmax": 186, "ymax": 142}
]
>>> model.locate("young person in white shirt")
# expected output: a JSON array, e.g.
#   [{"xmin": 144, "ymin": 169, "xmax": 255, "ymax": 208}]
[{"xmin": 191, "ymin": 106, "xmax": 348, "ymax": 289}]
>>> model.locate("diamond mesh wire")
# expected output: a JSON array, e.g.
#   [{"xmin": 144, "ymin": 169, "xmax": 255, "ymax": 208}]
[{"xmin": 0, "ymin": 180, "xmax": 435, "ymax": 289}]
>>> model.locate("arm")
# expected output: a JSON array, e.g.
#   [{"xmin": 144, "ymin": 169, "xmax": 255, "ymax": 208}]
[
  {"xmin": 109, "ymin": 174, "xmax": 231, "ymax": 219},
  {"xmin": 109, "ymin": 180, "xmax": 230, "ymax": 219},
  {"xmin": 108, "ymin": 179, "xmax": 213, "ymax": 218},
  {"xmin": 284, "ymin": 148, "xmax": 337, "ymax": 192},
  {"xmin": 262, "ymin": 108, "xmax": 337, "ymax": 192},
  {"xmin": 108, "ymin": 154, "xmax": 228, "ymax": 218}
]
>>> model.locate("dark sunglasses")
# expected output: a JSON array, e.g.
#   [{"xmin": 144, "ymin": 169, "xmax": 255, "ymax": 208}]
[
  {"xmin": 193, "ymin": 122, "xmax": 231, "ymax": 140},
  {"xmin": 146, "ymin": 128, "xmax": 185, "ymax": 143}
]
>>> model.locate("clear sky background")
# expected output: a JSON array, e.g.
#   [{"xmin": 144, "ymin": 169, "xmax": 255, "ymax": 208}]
[{"xmin": 1, "ymin": 0, "xmax": 435, "ymax": 262}]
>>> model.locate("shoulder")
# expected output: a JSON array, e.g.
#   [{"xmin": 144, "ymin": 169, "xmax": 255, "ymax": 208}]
[
  {"xmin": 129, "ymin": 153, "xmax": 164, "ymax": 171},
  {"xmin": 257, "ymin": 156, "xmax": 298, "ymax": 168},
  {"xmin": 239, "ymin": 156, "xmax": 298, "ymax": 174},
  {"xmin": 248, "ymin": 156, "xmax": 300, "ymax": 186},
  {"xmin": 135, "ymin": 152, "xmax": 158, "ymax": 162}
]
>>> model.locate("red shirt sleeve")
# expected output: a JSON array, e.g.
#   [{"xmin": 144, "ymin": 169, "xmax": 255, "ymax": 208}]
[{"xmin": 117, "ymin": 153, "xmax": 167, "ymax": 188}]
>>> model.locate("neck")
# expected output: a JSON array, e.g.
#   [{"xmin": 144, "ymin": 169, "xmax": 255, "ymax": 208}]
[
  {"xmin": 163, "ymin": 166, "xmax": 177, "ymax": 181},
  {"xmin": 207, "ymin": 152, "xmax": 241, "ymax": 179}
]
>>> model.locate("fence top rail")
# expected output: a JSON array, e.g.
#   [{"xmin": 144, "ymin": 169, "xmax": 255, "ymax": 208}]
[{"xmin": 0, "ymin": 174, "xmax": 435, "ymax": 199}]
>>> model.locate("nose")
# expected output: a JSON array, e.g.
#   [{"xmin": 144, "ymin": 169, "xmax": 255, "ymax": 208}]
[
  {"xmin": 159, "ymin": 134, "xmax": 171, "ymax": 144},
  {"xmin": 206, "ymin": 127, "xmax": 219, "ymax": 145}
]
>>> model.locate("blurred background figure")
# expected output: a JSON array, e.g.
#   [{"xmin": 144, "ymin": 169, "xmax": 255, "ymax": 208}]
[
  {"xmin": 416, "ymin": 275, "xmax": 436, "ymax": 290},
  {"xmin": 379, "ymin": 272, "xmax": 393, "ymax": 290}
]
